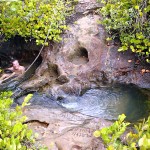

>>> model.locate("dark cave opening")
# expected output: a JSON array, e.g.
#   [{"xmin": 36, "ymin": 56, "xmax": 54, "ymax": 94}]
[
  {"xmin": 68, "ymin": 47, "xmax": 89, "ymax": 65},
  {"xmin": 0, "ymin": 36, "xmax": 42, "ymax": 69}
]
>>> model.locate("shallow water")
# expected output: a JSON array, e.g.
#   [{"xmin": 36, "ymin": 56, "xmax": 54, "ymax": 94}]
[
  {"xmin": 56, "ymin": 85, "xmax": 150, "ymax": 122},
  {"xmin": 15, "ymin": 84, "xmax": 150, "ymax": 122}
]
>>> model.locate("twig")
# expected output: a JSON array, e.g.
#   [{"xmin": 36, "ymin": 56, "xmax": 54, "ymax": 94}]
[{"xmin": 24, "ymin": 29, "xmax": 51, "ymax": 73}]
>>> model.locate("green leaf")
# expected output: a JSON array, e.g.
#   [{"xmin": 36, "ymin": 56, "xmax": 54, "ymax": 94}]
[
  {"xmin": 118, "ymin": 114, "xmax": 126, "ymax": 122},
  {"xmin": 93, "ymin": 130, "xmax": 101, "ymax": 137},
  {"xmin": 135, "ymin": 5, "xmax": 139, "ymax": 9}
]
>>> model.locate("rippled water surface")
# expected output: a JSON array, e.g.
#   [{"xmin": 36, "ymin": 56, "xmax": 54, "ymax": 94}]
[
  {"xmin": 56, "ymin": 85, "xmax": 150, "ymax": 121},
  {"xmin": 16, "ymin": 85, "xmax": 150, "ymax": 122}
]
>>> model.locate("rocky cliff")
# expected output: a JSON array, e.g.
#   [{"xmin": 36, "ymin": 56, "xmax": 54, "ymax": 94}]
[{"xmin": 19, "ymin": 0, "xmax": 150, "ymax": 97}]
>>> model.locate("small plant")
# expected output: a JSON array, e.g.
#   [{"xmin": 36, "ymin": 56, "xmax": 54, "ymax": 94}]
[
  {"xmin": 94, "ymin": 114, "xmax": 130, "ymax": 149},
  {"xmin": 94, "ymin": 114, "xmax": 150, "ymax": 150},
  {"xmin": 99, "ymin": 0, "xmax": 150, "ymax": 63},
  {"xmin": 0, "ymin": 91, "xmax": 46, "ymax": 150}
]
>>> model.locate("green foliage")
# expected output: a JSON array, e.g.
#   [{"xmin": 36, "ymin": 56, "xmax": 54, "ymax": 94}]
[
  {"xmin": 100, "ymin": 0, "xmax": 150, "ymax": 62},
  {"xmin": 0, "ymin": 0, "xmax": 74, "ymax": 45},
  {"xmin": 0, "ymin": 91, "xmax": 46, "ymax": 150},
  {"xmin": 94, "ymin": 114, "xmax": 130, "ymax": 149},
  {"xmin": 94, "ymin": 114, "xmax": 150, "ymax": 150}
]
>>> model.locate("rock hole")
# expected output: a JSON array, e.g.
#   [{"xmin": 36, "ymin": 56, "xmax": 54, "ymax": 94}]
[
  {"xmin": 68, "ymin": 47, "xmax": 89, "ymax": 65},
  {"xmin": 57, "ymin": 96, "xmax": 64, "ymax": 101},
  {"xmin": 48, "ymin": 64, "xmax": 60, "ymax": 79}
]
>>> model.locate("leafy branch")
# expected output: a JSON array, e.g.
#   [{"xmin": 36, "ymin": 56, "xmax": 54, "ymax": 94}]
[
  {"xmin": 0, "ymin": 0, "xmax": 74, "ymax": 45},
  {"xmin": 94, "ymin": 114, "xmax": 150, "ymax": 150},
  {"xmin": 99, "ymin": 0, "xmax": 150, "ymax": 63}
]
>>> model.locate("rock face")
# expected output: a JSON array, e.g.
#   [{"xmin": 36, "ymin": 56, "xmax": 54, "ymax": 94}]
[
  {"xmin": 0, "ymin": 0, "xmax": 148, "ymax": 149},
  {"xmin": 24, "ymin": 106, "xmax": 111, "ymax": 150},
  {"xmin": 19, "ymin": 0, "xmax": 150, "ymax": 96}
]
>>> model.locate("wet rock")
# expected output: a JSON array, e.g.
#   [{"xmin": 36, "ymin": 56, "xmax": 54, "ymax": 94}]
[
  {"xmin": 24, "ymin": 106, "xmax": 110, "ymax": 150},
  {"xmin": 75, "ymin": 0, "xmax": 102, "ymax": 14},
  {"xmin": 56, "ymin": 74, "xmax": 70, "ymax": 84}
]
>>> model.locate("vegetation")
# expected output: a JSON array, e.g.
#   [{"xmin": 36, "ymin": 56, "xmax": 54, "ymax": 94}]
[
  {"xmin": 99, "ymin": 0, "xmax": 150, "ymax": 62},
  {"xmin": 0, "ymin": 92, "xmax": 46, "ymax": 150},
  {"xmin": 0, "ymin": 0, "xmax": 74, "ymax": 45},
  {"xmin": 94, "ymin": 114, "xmax": 150, "ymax": 150}
]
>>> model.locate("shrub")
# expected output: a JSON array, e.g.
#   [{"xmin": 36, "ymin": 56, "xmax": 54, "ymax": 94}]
[
  {"xmin": 99, "ymin": 0, "xmax": 150, "ymax": 63},
  {"xmin": 94, "ymin": 114, "xmax": 150, "ymax": 150},
  {"xmin": 0, "ymin": 0, "xmax": 74, "ymax": 45},
  {"xmin": 0, "ymin": 91, "xmax": 45, "ymax": 150}
]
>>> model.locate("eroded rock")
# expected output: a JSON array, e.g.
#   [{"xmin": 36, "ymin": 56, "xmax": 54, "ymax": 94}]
[
  {"xmin": 0, "ymin": 0, "xmax": 149, "ymax": 96},
  {"xmin": 19, "ymin": 10, "xmax": 149, "ymax": 96},
  {"xmin": 24, "ymin": 106, "xmax": 111, "ymax": 150}
]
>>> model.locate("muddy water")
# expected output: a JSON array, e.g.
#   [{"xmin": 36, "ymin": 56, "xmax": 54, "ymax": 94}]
[{"xmin": 56, "ymin": 85, "xmax": 150, "ymax": 122}]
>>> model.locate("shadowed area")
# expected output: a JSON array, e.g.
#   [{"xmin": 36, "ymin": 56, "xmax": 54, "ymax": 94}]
[{"xmin": 68, "ymin": 47, "xmax": 89, "ymax": 65}]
